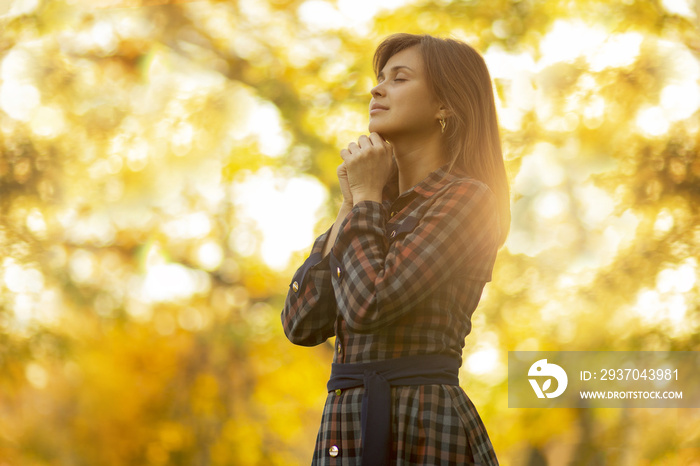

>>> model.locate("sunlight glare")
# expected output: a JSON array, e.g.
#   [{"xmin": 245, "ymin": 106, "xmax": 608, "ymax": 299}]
[
  {"xmin": 299, "ymin": 0, "xmax": 412, "ymax": 32},
  {"xmin": 0, "ymin": 0, "xmax": 39, "ymax": 21},
  {"xmin": 141, "ymin": 243, "xmax": 208, "ymax": 303},
  {"xmin": 68, "ymin": 249, "xmax": 96, "ymax": 284},
  {"xmin": 466, "ymin": 346, "xmax": 499, "ymax": 375},
  {"xmin": 538, "ymin": 20, "xmax": 606, "ymax": 68},
  {"xmin": 636, "ymin": 106, "xmax": 670, "ymax": 137},
  {"xmin": 534, "ymin": 190, "xmax": 568, "ymax": 219},
  {"xmin": 230, "ymin": 227, "xmax": 259, "ymax": 257},
  {"xmin": 587, "ymin": 32, "xmax": 643, "ymax": 72},
  {"xmin": 125, "ymin": 139, "xmax": 149, "ymax": 171},
  {"xmin": 3, "ymin": 259, "xmax": 44, "ymax": 294},
  {"xmin": 162, "ymin": 212, "xmax": 212, "ymax": 240},
  {"xmin": 485, "ymin": 44, "xmax": 537, "ymax": 79},
  {"xmin": 666, "ymin": 294, "xmax": 688, "ymax": 325},
  {"xmin": 661, "ymin": 82, "xmax": 700, "ymax": 121},
  {"xmin": 633, "ymin": 283, "xmax": 692, "ymax": 334},
  {"xmin": 575, "ymin": 184, "xmax": 615, "ymax": 227},
  {"xmin": 0, "ymin": 81, "xmax": 40, "ymax": 121},
  {"xmin": 485, "ymin": 44, "xmax": 536, "ymax": 131},
  {"xmin": 171, "ymin": 121, "xmax": 194, "ymax": 156},
  {"xmin": 340, "ymin": 0, "xmax": 413, "ymax": 24},
  {"xmin": 90, "ymin": 20, "xmax": 118, "ymax": 55},
  {"xmin": 656, "ymin": 258, "xmax": 697, "ymax": 294},
  {"xmin": 25, "ymin": 208, "xmax": 47, "ymax": 238},
  {"xmin": 30, "ymin": 105, "xmax": 66, "ymax": 138},
  {"xmin": 539, "ymin": 21, "xmax": 645, "ymax": 73},
  {"xmin": 298, "ymin": 1, "xmax": 344, "ymax": 31},
  {"xmin": 583, "ymin": 94, "xmax": 605, "ymax": 128},
  {"xmin": 661, "ymin": 0, "xmax": 697, "ymax": 18},
  {"xmin": 232, "ymin": 169, "xmax": 328, "ymax": 270},
  {"xmin": 227, "ymin": 89, "xmax": 290, "ymax": 158},
  {"xmin": 196, "ymin": 241, "xmax": 224, "ymax": 271},
  {"xmin": 143, "ymin": 263, "xmax": 199, "ymax": 302},
  {"xmin": 634, "ymin": 289, "xmax": 661, "ymax": 321},
  {"xmin": 513, "ymin": 143, "xmax": 565, "ymax": 195},
  {"xmin": 653, "ymin": 209, "xmax": 674, "ymax": 234},
  {"xmin": 248, "ymin": 102, "xmax": 290, "ymax": 157}
]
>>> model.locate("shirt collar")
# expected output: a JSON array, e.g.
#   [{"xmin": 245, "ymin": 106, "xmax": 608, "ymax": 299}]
[{"xmin": 382, "ymin": 160, "xmax": 469, "ymax": 203}]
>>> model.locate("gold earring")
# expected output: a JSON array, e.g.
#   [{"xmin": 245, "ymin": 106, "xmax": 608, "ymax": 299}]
[{"xmin": 439, "ymin": 117, "xmax": 446, "ymax": 134}]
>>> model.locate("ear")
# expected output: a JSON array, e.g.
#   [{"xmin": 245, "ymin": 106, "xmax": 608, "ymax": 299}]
[{"xmin": 435, "ymin": 104, "xmax": 453, "ymax": 120}]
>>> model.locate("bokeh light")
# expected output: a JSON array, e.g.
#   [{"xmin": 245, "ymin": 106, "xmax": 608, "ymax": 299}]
[{"xmin": 1, "ymin": 1, "xmax": 698, "ymax": 465}]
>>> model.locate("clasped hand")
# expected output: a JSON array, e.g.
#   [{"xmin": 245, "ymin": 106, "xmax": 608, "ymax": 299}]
[{"xmin": 337, "ymin": 133, "xmax": 394, "ymax": 206}]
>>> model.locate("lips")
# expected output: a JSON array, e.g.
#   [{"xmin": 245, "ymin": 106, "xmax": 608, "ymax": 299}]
[{"xmin": 370, "ymin": 103, "xmax": 389, "ymax": 115}]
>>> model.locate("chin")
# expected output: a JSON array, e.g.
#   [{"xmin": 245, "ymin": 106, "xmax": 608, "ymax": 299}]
[{"xmin": 368, "ymin": 120, "xmax": 391, "ymax": 136}]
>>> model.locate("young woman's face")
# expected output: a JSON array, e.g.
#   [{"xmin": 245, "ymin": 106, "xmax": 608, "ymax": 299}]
[{"xmin": 368, "ymin": 45, "xmax": 442, "ymax": 139}]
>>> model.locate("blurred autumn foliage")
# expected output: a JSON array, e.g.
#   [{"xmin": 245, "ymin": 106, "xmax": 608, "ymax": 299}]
[{"xmin": 1, "ymin": 0, "xmax": 699, "ymax": 464}]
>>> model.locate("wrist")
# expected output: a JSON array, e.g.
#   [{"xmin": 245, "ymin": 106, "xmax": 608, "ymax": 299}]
[{"xmin": 352, "ymin": 192, "xmax": 382, "ymax": 205}]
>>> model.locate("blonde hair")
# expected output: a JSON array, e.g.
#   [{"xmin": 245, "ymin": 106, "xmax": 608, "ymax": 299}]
[{"xmin": 374, "ymin": 33, "xmax": 511, "ymax": 246}]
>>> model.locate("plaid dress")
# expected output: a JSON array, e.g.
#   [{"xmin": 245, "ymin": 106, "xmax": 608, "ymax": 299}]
[{"xmin": 282, "ymin": 162, "xmax": 501, "ymax": 465}]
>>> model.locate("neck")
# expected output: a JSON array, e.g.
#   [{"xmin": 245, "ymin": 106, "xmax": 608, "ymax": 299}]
[{"xmin": 388, "ymin": 132, "xmax": 448, "ymax": 194}]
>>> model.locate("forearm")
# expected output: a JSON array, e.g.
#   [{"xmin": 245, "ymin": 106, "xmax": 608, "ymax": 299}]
[
  {"xmin": 329, "ymin": 181, "xmax": 499, "ymax": 334},
  {"xmin": 322, "ymin": 202, "xmax": 354, "ymax": 257}
]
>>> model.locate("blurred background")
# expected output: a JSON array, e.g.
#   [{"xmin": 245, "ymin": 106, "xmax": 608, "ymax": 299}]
[{"xmin": 0, "ymin": 0, "xmax": 699, "ymax": 464}]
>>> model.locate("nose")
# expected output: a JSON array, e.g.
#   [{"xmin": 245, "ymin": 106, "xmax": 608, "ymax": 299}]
[{"xmin": 370, "ymin": 81, "xmax": 384, "ymax": 98}]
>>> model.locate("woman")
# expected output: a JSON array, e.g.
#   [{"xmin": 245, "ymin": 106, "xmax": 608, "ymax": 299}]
[{"xmin": 281, "ymin": 33, "xmax": 510, "ymax": 465}]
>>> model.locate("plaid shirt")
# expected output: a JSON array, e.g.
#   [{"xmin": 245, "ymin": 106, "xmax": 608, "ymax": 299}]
[{"xmin": 282, "ymin": 162, "xmax": 501, "ymax": 465}]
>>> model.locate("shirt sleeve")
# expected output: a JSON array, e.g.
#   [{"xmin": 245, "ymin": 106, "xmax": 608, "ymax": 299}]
[
  {"xmin": 329, "ymin": 180, "xmax": 500, "ymax": 334},
  {"xmin": 281, "ymin": 225, "xmax": 337, "ymax": 346}
]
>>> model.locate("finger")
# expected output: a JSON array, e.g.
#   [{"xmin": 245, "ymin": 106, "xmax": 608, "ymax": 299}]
[
  {"xmin": 369, "ymin": 132, "xmax": 390, "ymax": 151},
  {"xmin": 348, "ymin": 142, "xmax": 360, "ymax": 154},
  {"xmin": 369, "ymin": 133, "xmax": 389, "ymax": 147},
  {"xmin": 340, "ymin": 148, "xmax": 350, "ymax": 161},
  {"xmin": 357, "ymin": 134, "xmax": 371, "ymax": 149}
]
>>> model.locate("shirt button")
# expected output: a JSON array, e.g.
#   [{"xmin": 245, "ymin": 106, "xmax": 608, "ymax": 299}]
[
  {"xmin": 390, "ymin": 230, "xmax": 396, "ymax": 238},
  {"xmin": 390, "ymin": 211, "xmax": 396, "ymax": 217},
  {"xmin": 335, "ymin": 389, "xmax": 342, "ymax": 396},
  {"xmin": 337, "ymin": 343, "xmax": 342, "ymax": 354},
  {"xmin": 292, "ymin": 281, "xmax": 299, "ymax": 292},
  {"xmin": 336, "ymin": 266, "xmax": 341, "ymax": 278},
  {"xmin": 329, "ymin": 445, "xmax": 339, "ymax": 457}
]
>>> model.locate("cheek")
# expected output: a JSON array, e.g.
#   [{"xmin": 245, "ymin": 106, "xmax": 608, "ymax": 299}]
[
  {"xmin": 399, "ymin": 87, "xmax": 437, "ymax": 118},
  {"xmin": 404, "ymin": 100, "xmax": 437, "ymax": 123}
]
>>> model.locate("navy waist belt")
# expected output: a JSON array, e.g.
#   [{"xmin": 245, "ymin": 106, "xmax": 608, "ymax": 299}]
[{"xmin": 326, "ymin": 353, "xmax": 461, "ymax": 466}]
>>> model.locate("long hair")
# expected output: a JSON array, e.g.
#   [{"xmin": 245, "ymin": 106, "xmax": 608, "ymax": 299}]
[{"xmin": 373, "ymin": 33, "xmax": 511, "ymax": 247}]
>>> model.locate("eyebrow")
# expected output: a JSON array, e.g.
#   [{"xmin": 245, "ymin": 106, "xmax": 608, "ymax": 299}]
[{"xmin": 377, "ymin": 65, "xmax": 414, "ymax": 80}]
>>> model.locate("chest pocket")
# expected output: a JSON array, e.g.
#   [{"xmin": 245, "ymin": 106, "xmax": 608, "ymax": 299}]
[{"xmin": 386, "ymin": 216, "xmax": 419, "ymax": 242}]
